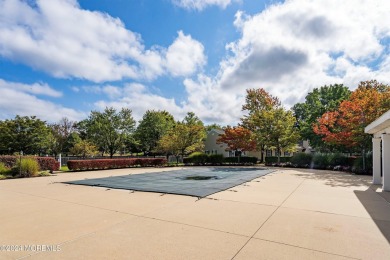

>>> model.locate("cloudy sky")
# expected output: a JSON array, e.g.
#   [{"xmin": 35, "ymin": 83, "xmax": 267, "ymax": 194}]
[{"xmin": 1, "ymin": 0, "xmax": 390, "ymax": 124}]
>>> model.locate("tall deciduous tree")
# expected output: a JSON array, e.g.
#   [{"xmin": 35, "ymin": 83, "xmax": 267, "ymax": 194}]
[
  {"xmin": 313, "ymin": 80, "xmax": 390, "ymax": 160},
  {"xmin": 217, "ymin": 126, "xmax": 256, "ymax": 160},
  {"xmin": 48, "ymin": 117, "xmax": 76, "ymax": 158},
  {"xmin": 134, "ymin": 110, "xmax": 175, "ymax": 155},
  {"xmin": 259, "ymin": 108, "xmax": 301, "ymax": 163},
  {"xmin": 0, "ymin": 116, "xmax": 50, "ymax": 155},
  {"xmin": 69, "ymin": 139, "xmax": 98, "ymax": 158},
  {"xmin": 292, "ymin": 84, "xmax": 351, "ymax": 151},
  {"xmin": 86, "ymin": 107, "xmax": 136, "ymax": 158},
  {"xmin": 241, "ymin": 88, "xmax": 281, "ymax": 162},
  {"xmin": 157, "ymin": 112, "xmax": 206, "ymax": 162}
]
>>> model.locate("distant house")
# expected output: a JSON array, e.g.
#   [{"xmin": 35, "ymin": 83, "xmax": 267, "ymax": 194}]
[
  {"xmin": 204, "ymin": 129, "xmax": 230, "ymax": 157},
  {"xmin": 204, "ymin": 129, "xmax": 314, "ymax": 158}
]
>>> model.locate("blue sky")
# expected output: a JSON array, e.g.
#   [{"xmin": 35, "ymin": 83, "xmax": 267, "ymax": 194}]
[{"xmin": 1, "ymin": 0, "xmax": 390, "ymax": 124}]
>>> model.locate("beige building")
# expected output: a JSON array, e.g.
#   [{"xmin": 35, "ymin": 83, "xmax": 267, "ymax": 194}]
[
  {"xmin": 204, "ymin": 129, "xmax": 230, "ymax": 157},
  {"xmin": 204, "ymin": 129, "xmax": 313, "ymax": 158}
]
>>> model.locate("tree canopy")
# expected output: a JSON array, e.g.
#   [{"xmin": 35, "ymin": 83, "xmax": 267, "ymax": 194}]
[
  {"xmin": 217, "ymin": 126, "xmax": 256, "ymax": 157},
  {"xmin": 157, "ymin": 112, "xmax": 206, "ymax": 160},
  {"xmin": 292, "ymin": 84, "xmax": 351, "ymax": 151},
  {"xmin": 85, "ymin": 107, "xmax": 136, "ymax": 158},
  {"xmin": 134, "ymin": 110, "xmax": 175, "ymax": 154},
  {"xmin": 0, "ymin": 116, "xmax": 50, "ymax": 155},
  {"xmin": 313, "ymin": 80, "xmax": 390, "ymax": 152}
]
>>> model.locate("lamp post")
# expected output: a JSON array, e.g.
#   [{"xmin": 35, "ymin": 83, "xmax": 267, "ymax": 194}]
[{"xmin": 19, "ymin": 150, "xmax": 23, "ymax": 176}]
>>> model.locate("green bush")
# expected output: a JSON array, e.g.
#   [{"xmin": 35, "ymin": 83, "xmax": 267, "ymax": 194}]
[
  {"xmin": 0, "ymin": 162, "xmax": 10, "ymax": 174},
  {"xmin": 187, "ymin": 152, "xmax": 208, "ymax": 164},
  {"xmin": 207, "ymin": 154, "xmax": 224, "ymax": 164},
  {"xmin": 223, "ymin": 156, "xmax": 257, "ymax": 164},
  {"xmin": 0, "ymin": 162, "xmax": 11, "ymax": 179},
  {"xmin": 290, "ymin": 153, "xmax": 313, "ymax": 167},
  {"xmin": 327, "ymin": 153, "xmax": 349, "ymax": 167},
  {"xmin": 351, "ymin": 154, "xmax": 373, "ymax": 175},
  {"xmin": 265, "ymin": 156, "xmax": 292, "ymax": 164},
  {"xmin": 12, "ymin": 158, "xmax": 40, "ymax": 177},
  {"xmin": 312, "ymin": 154, "xmax": 329, "ymax": 169}
]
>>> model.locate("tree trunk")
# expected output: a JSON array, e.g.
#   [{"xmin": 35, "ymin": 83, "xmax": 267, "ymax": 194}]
[
  {"xmin": 277, "ymin": 148, "xmax": 281, "ymax": 164},
  {"xmin": 260, "ymin": 145, "xmax": 264, "ymax": 163}
]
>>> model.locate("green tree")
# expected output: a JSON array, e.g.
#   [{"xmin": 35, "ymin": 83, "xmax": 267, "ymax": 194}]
[
  {"xmin": 48, "ymin": 117, "xmax": 76, "ymax": 158},
  {"xmin": 157, "ymin": 112, "xmax": 206, "ymax": 162},
  {"xmin": 292, "ymin": 84, "xmax": 351, "ymax": 152},
  {"xmin": 64, "ymin": 132, "xmax": 82, "ymax": 155},
  {"xmin": 69, "ymin": 139, "xmax": 98, "ymax": 158},
  {"xmin": 241, "ymin": 88, "xmax": 280, "ymax": 163},
  {"xmin": 134, "ymin": 110, "xmax": 175, "ymax": 155},
  {"xmin": 183, "ymin": 112, "xmax": 204, "ymax": 126},
  {"xmin": 258, "ymin": 108, "xmax": 301, "ymax": 163},
  {"xmin": 205, "ymin": 123, "xmax": 223, "ymax": 132},
  {"xmin": 157, "ymin": 122, "xmax": 206, "ymax": 163},
  {"xmin": 85, "ymin": 107, "xmax": 136, "ymax": 158},
  {"xmin": 0, "ymin": 116, "xmax": 50, "ymax": 155}
]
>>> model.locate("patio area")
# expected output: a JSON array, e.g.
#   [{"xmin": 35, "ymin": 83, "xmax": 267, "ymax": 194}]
[{"xmin": 0, "ymin": 167, "xmax": 389, "ymax": 259}]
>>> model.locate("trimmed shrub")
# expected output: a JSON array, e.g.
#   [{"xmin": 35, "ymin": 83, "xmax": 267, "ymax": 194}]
[
  {"xmin": 207, "ymin": 154, "xmax": 224, "ymax": 164},
  {"xmin": 35, "ymin": 157, "xmax": 60, "ymax": 172},
  {"xmin": 188, "ymin": 152, "xmax": 208, "ymax": 165},
  {"xmin": 67, "ymin": 158, "xmax": 167, "ymax": 171},
  {"xmin": 312, "ymin": 154, "xmax": 329, "ymax": 169},
  {"xmin": 223, "ymin": 156, "xmax": 257, "ymax": 164},
  {"xmin": 327, "ymin": 153, "xmax": 349, "ymax": 167},
  {"xmin": 290, "ymin": 153, "xmax": 313, "ymax": 168},
  {"xmin": 351, "ymin": 154, "xmax": 373, "ymax": 175},
  {"xmin": 265, "ymin": 156, "xmax": 292, "ymax": 164},
  {"xmin": 0, "ymin": 156, "xmax": 16, "ymax": 168},
  {"xmin": 0, "ymin": 156, "xmax": 59, "ymax": 172},
  {"xmin": 13, "ymin": 158, "xmax": 40, "ymax": 177}
]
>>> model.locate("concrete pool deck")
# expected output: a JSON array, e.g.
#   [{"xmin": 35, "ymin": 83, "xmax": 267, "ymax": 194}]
[{"xmin": 0, "ymin": 167, "xmax": 389, "ymax": 259}]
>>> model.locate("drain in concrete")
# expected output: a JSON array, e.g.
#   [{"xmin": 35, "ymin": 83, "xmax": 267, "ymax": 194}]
[{"xmin": 184, "ymin": 176, "xmax": 220, "ymax": 180}]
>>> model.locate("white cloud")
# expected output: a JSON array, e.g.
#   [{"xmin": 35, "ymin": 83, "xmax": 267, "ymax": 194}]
[
  {"xmin": 94, "ymin": 83, "xmax": 185, "ymax": 122},
  {"xmin": 0, "ymin": 0, "xmax": 206, "ymax": 82},
  {"xmin": 174, "ymin": 0, "xmax": 390, "ymax": 125},
  {"xmin": 172, "ymin": 0, "xmax": 235, "ymax": 11},
  {"xmin": 0, "ymin": 79, "xmax": 85, "ymax": 122},
  {"xmin": 0, "ymin": 79, "xmax": 62, "ymax": 97},
  {"xmin": 214, "ymin": 0, "xmax": 390, "ymax": 109},
  {"xmin": 165, "ymin": 31, "xmax": 206, "ymax": 77}
]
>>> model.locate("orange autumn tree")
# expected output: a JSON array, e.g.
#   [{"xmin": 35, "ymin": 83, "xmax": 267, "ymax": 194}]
[
  {"xmin": 314, "ymin": 80, "xmax": 390, "ymax": 155},
  {"xmin": 217, "ymin": 126, "xmax": 256, "ymax": 162}
]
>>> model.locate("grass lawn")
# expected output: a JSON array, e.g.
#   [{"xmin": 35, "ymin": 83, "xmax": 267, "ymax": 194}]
[{"xmin": 60, "ymin": 165, "xmax": 70, "ymax": 172}]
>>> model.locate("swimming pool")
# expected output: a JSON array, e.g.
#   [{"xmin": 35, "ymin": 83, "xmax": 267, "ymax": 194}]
[{"xmin": 64, "ymin": 167, "xmax": 275, "ymax": 198}]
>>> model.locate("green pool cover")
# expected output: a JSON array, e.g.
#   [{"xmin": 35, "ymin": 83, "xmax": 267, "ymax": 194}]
[{"xmin": 64, "ymin": 167, "xmax": 275, "ymax": 198}]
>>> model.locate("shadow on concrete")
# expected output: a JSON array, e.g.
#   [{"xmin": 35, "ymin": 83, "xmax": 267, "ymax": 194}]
[
  {"xmin": 354, "ymin": 186, "xmax": 390, "ymax": 244},
  {"xmin": 289, "ymin": 168, "xmax": 372, "ymax": 188}
]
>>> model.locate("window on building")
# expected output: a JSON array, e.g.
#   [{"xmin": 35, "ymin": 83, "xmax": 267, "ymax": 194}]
[
  {"xmin": 266, "ymin": 150, "xmax": 272, "ymax": 157},
  {"xmin": 284, "ymin": 151, "xmax": 290, "ymax": 157}
]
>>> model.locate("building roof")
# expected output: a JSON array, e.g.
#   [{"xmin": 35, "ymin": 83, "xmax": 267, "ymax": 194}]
[{"xmin": 365, "ymin": 109, "xmax": 390, "ymax": 134}]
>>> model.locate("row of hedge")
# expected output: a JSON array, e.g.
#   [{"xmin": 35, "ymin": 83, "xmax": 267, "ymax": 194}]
[
  {"xmin": 183, "ymin": 152, "xmax": 257, "ymax": 165},
  {"xmin": 67, "ymin": 158, "xmax": 167, "ymax": 171},
  {"xmin": 265, "ymin": 153, "xmax": 372, "ymax": 174},
  {"xmin": 0, "ymin": 156, "xmax": 60, "ymax": 172}
]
